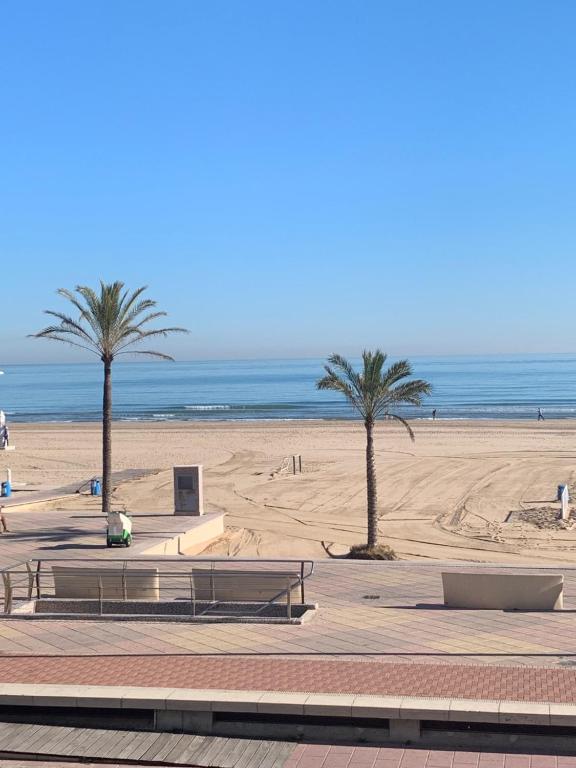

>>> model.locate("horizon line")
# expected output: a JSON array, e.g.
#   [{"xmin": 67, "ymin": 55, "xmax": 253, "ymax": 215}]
[{"xmin": 2, "ymin": 350, "xmax": 576, "ymax": 366}]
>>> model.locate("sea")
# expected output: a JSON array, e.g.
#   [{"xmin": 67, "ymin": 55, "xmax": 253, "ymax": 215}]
[{"xmin": 1, "ymin": 354, "xmax": 576, "ymax": 423}]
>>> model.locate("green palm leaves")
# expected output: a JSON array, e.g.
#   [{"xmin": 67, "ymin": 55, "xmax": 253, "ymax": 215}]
[
  {"xmin": 32, "ymin": 282, "xmax": 187, "ymax": 362},
  {"xmin": 317, "ymin": 350, "xmax": 431, "ymax": 433}
]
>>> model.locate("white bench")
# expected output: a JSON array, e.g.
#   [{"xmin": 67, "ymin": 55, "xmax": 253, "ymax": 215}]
[
  {"xmin": 191, "ymin": 569, "xmax": 301, "ymax": 602},
  {"xmin": 51, "ymin": 566, "xmax": 160, "ymax": 601},
  {"xmin": 442, "ymin": 571, "xmax": 563, "ymax": 610}
]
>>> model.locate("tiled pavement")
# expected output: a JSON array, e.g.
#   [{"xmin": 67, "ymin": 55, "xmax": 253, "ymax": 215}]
[
  {"xmin": 2, "ymin": 655, "xmax": 576, "ymax": 702},
  {"xmin": 1, "ymin": 747, "xmax": 574, "ymax": 768},
  {"xmin": 285, "ymin": 746, "xmax": 576, "ymax": 768},
  {"xmin": 2, "ymin": 555, "xmax": 576, "ymax": 664}
]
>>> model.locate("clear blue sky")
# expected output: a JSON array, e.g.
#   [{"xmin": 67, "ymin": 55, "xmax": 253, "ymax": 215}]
[{"xmin": 2, "ymin": 1, "xmax": 576, "ymax": 362}]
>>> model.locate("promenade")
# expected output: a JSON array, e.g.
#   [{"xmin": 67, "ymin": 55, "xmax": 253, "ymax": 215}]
[
  {"xmin": 1, "ymin": 504, "xmax": 576, "ymax": 664},
  {"xmin": 2, "ymin": 503, "xmax": 576, "ymax": 766}
]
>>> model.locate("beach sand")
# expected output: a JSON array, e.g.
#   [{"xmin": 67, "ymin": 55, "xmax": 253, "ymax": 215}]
[{"xmin": 4, "ymin": 419, "xmax": 576, "ymax": 563}]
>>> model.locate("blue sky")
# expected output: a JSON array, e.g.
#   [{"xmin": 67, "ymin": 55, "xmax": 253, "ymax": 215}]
[{"xmin": 2, "ymin": 1, "xmax": 576, "ymax": 362}]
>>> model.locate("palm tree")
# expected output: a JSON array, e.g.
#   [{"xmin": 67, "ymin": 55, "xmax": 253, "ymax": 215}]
[
  {"xmin": 317, "ymin": 350, "xmax": 431, "ymax": 550},
  {"xmin": 31, "ymin": 282, "xmax": 187, "ymax": 515}
]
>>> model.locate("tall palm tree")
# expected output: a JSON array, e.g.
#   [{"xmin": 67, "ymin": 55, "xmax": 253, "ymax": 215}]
[
  {"xmin": 317, "ymin": 350, "xmax": 431, "ymax": 549},
  {"xmin": 31, "ymin": 282, "xmax": 187, "ymax": 515}
]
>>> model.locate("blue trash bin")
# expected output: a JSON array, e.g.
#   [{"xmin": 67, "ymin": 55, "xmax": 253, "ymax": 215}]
[
  {"xmin": 90, "ymin": 479, "xmax": 101, "ymax": 496},
  {"xmin": 1, "ymin": 481, "xmax": 11, "ymax": 498}
]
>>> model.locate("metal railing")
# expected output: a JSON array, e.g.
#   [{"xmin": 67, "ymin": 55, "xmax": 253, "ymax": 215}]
[{"xmin": 0, "ymin": 557, "xmax": 315, "ymax": 619}]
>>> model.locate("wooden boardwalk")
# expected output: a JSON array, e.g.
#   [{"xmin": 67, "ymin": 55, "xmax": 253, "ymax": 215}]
[{"xmin": 0, "ymin": 722, "xmax": 294, "ymax": 767}]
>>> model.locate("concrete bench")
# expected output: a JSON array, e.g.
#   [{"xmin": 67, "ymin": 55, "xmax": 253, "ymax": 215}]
[
  {"xmin": 51, "ymin": 566, "xmax": 160, "ymax": 601},
  {"xmin": 442, "ymin": 571, "xmax": 563, "ymax": 610},
  {"xmin": 190, "ymin": 569, "xmax": 302, "ymax": 610}
]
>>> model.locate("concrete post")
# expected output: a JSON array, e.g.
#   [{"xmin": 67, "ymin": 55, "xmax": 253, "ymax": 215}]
[
  {"xmin": 173, "ymin": 466, "xmax": 204, "ymax": 516},
  {"xmin": 389, "ymin": 718, "xmax": 421, "ymax": 743}
]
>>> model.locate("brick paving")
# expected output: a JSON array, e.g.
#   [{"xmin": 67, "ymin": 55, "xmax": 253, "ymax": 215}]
[{"xmin": 1, "ymin": 655, "xmax": 576, "ymax": 702}]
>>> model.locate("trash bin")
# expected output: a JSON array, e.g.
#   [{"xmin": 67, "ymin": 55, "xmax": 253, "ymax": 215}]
[
  {"xmin": 0, "ymin": 481, "xmax": 11, "ymax": 498},
  {"xmin": 90, "ymin": 478, "xmax": 101, "ymax": 496}
]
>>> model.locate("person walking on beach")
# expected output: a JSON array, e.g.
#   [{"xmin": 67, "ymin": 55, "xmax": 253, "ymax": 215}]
[
  {"xmin": 537, "ymin": 407, "xmax": 544, "ymax": 421},
  {"xmin": 432, "ymin": 408, "xmax": 437, "ymax": 420}
]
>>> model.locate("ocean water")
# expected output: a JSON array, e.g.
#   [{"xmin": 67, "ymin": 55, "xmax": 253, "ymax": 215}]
[{"xmin": 0, "ymin": 355, "xmax": 576, "ymax": 423}]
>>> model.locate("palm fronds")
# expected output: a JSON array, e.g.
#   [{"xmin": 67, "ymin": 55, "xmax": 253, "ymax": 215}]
[{"xmin": 31, "ymin": 281, "xmax": 188, "ymax": 361}]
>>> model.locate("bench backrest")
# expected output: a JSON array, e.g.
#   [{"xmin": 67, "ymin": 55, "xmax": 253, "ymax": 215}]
[
  {"xmin": 190, "ymin": 569, "xmax": 301, "ymax": 603},
  {"xmin": 442, "ymin": 571, "xmax": 564, "ymax": 610},
  {"xmin": 51, "ymin": 566, "xmax": 160, "ymax": 601}
]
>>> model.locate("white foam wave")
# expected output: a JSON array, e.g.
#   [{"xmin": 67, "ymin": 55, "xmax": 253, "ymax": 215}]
[{"xmin": 184, "ymin": 405, "xmax": 232, "ymax": 411}]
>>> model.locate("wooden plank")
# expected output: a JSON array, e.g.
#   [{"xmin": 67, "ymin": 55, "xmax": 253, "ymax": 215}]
[
  {"xmin": 162, "ymin": 733, "xmax": 204, "ymax": 764},
  {"xmin": 0, "ymin": 724, "xmax": 42, "ymax": 751},
  {"xmin": 1, "ymin": 724, "xmax": 65, "ymax": 756},
  {"xmin": 235, "ymin": 739, "xmax": 270, "ymax": 768},
  {"xmin": 201, "ymin": 736, "xmax": 234, "ymax": 766},
  {"xmin": 0, "ymin": 724, "xmax": 295, "ymax": 768},
  {"xmin": 58, "ymin": 728, "xmax": 107, "ymax": 757},
  {"xmin": 119, "ymin": 731, "xmax": 163, "ymax": 761},
  {"xmin": 180, "ymin": 735, "xmax": 228, "ymax": 766},
  {"xmin": 145, "ymin": 732, "xmax": 187, "ymax": 762},
  {"xmin": 214, "ymin": 737, "xmax": 256, "ymax": 768},
  {"xmin": 25, "ymin": 726, "xmax": 77, "ymax": 755},
  {"xmin": 83, "ymin": 730, "xmax": 128, "ymax": 759},
  {"xmin": 138, "ymin": 731, "xmax": 178, "ymax": 761},
  {"xmin": 239, "ymin": 740, "xmax": 273, "ymax": 768},
  {"xmin": 257, "ymin": 741, "xmax": 296, "ymax": 768},
  {"xmin": 170, "ymin": 734, "xmax": 212, "ymax": 765}
]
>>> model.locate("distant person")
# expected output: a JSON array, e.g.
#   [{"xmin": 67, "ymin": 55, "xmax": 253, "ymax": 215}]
[
  {"xmin": 537, "ymin": 408, "xmax": 544, "ymax": 421},
  {"xmin": 432, "ymin": 409, "xmax": 437, "ymax": 421},
  {"xmin": 0, "ymin": 507, "xmax": 8, "ymax": 533}
]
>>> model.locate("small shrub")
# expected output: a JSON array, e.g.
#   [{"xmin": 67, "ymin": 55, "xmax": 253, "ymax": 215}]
[{"xmin": 346, "ymin": 543, "xmax": 398, "ymax": 560}]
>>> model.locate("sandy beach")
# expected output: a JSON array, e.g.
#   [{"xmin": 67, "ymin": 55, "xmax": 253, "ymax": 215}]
[{"xmin": 4, "ymin": 419, "xmax": 576, "ymax": 563}]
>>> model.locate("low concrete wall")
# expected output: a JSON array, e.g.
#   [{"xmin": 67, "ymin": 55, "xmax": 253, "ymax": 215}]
[
  {"xmin": 442, "ymin": 571, "xmax": 564, "ymax": 610},
  {"xmin": 141, "ymin": 513, "xmax": 225, "ymax": 556}
]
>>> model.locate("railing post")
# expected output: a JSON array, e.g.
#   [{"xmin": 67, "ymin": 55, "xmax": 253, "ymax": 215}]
[
  {"xmin": 189, "ymin": 573, "xmax": 196, "ymax": 617},
  {"xmin": 98, "ymin": 575, "xmax": 103, "ymax": 615},
  {"xmin": 35, "ymin": 561, "xmax": 42, "ymax": 599},
  {"xmin": 2, "ymin": 572, "xmax": 12, "ymax": 615},
  {"xmin": 286, "ymin": 576, "xmax": 292, "ymax": 620},
  {"xmin": 300, "ymin": 561, "xmax": 305, "ymax": 603},
  {"xmin": 122, "ymin": 562, "xmax": 128, "ymax": 601},
  {"xmin": 26, "ymin": 562, "xmax": 34, "ymax": 600}
]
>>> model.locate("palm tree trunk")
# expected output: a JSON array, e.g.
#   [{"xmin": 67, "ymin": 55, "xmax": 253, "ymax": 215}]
[
  {"xmin": 365, "ymin": 418, "xmax": 378, "ymax": 548},
  {"xmin": 102, "ymin": 358, "xmax": 112, "ymax": 516}
]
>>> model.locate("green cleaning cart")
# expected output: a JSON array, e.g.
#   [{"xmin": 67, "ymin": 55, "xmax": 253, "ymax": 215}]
[{"xmin": 106, "ymin": 511, "xmax": 133, "ymax": 547}]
